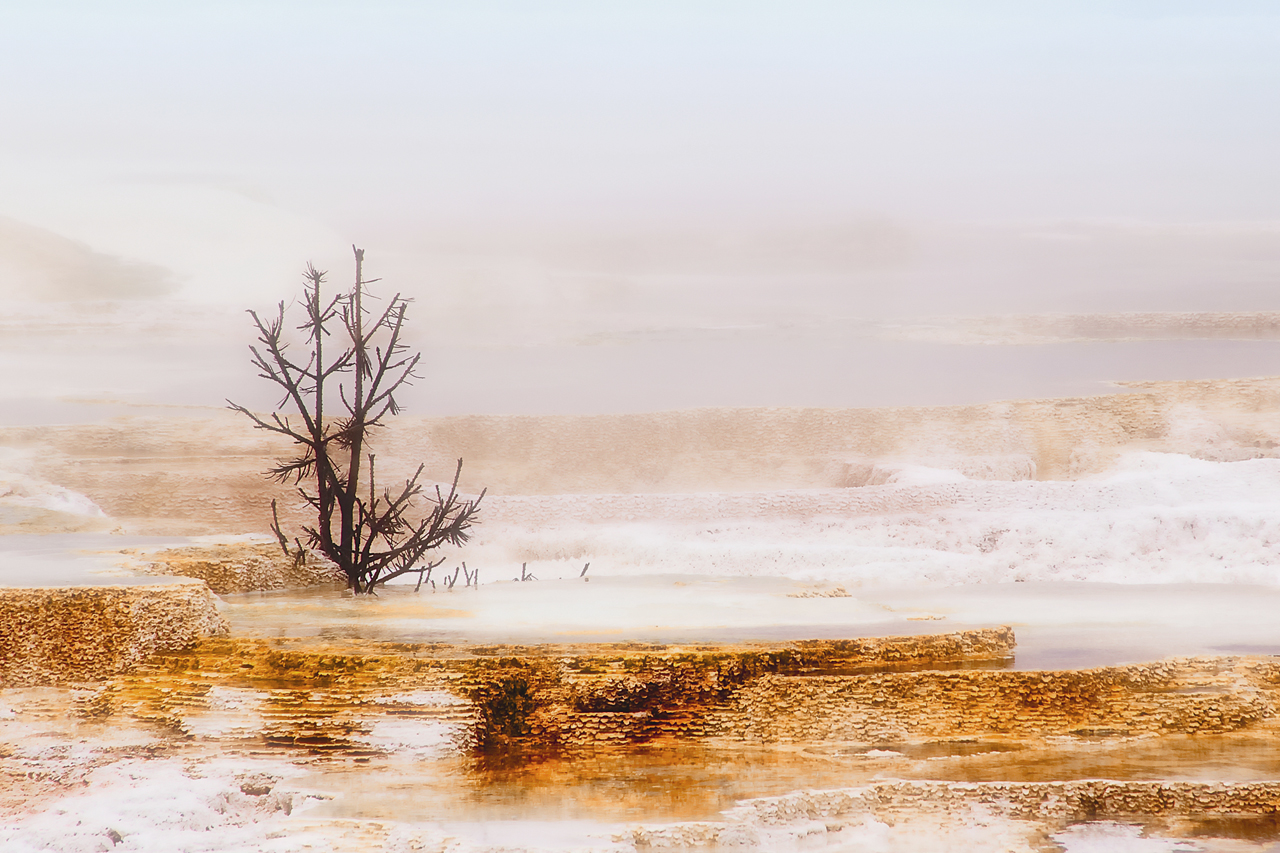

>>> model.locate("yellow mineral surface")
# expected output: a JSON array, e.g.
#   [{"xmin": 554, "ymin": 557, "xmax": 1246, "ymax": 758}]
[
  {"xmin": 7, "ymin": 376, "xmax": 1280, "ymax": 535},
  {"xmin": 5, "ymin": 606, "xmax": 1280, "ymax": 847},
  {"xmin": 0, "ymin": 582, "xmax": 227, "ymax": 686},
  {"xmin": 132, "ymin": 541, "xmax": 345, "ymax": 594}
]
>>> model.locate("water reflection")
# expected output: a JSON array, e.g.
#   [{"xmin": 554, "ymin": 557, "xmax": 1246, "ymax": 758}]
[
  {"xmin": 217, "ymin": 577, "xmax": 1280, "ymax": 673},
  {"xmin": 291, "ymin": 731, "xmax": 1280, "ymax": 826},
  {"xmin": 302, "ymin": 744, "xmax": 858, "ymax": 824}
]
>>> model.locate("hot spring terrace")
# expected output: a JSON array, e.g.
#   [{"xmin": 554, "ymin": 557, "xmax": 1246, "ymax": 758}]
[
  {"xmin": 5, "ymin": 561, "xmax": 1280, "ymax": 849},
  {"xmin": 6, "ymin": 377, "xmax": 1280, "ymax": 848}
]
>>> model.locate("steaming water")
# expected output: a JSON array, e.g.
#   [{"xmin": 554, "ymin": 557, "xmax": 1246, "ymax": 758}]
[
  {"xmin": 4, "ymin": 2, "xmax": 1280, "ymax": 844},
  {"xmin": 7, "ymin": 298, "xmax": 1280, "ymax": 420},
  {"xmin": 0, "ymin": 534, "xmax": 189, "ymax": 586},
  {"xmin": 7, "ymin": 454, "xmax": 1280, "ymax": 848},
  {"xmin": 7, "ymin": 403, "xmax": 1280, "ymax": 849},
  {"xmin": 218, "ymin": 576, "xmax": 1280, "ymax": 672}
]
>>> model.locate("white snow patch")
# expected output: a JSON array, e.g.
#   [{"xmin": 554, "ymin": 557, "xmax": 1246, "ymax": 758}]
[
  {"xmin": 628, "ymin": 807, "xmax": 1047, "ymax": 852},
  {"xmin": 464, "ymin": 453, "xmax": 1280, "ymax": 588},
  {"xmin": 374, "ymin": 690, "xmax": 466, "ymax": 708},
  {"xmin": 360, "ymin": 718, "xmax": 468, "ymax": 759},
  {"xmin": 0, "ymin": 758, "xmax": 303, "ymax": 853},
  {"xmin": 871, "ymin": 463, "xmax": 971, "ymax": 486},
  {"xmin": 0, "ymin": 474, "xmax": 105, "ymax": 518},
  {"xmin": 1054, "ymin": 821, "xmax": 1200, "ymax": 852},
  {"xmin": 181, "ymin": 686, "xmax": 267, "ymax": 739}
]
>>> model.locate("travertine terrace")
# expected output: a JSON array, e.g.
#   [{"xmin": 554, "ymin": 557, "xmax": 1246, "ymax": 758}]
[
  {"xmin": 75, "ymin": 627, "xmax": 1280, "ymax": 757},
  {"xmin": 5, "ymin": 378, "xmax": 1280, "ymax": 849},
  {"xmin": 5, "ymin": 376, "xmax": 1280, "ymax": 535},
  {"xmin": 134, "ymin": 541, "xmax": 344, "ymax": 595},
  {"xmin": 8, "ymin": 616, "xmax": 1280, "ymax": 847},
  {"xmin": 0, "ymin": 582, "xmax": 227, "ymax": 686}
]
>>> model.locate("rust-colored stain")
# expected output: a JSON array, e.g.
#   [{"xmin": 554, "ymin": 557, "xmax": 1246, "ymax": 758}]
[
  {"xmin": 8, "ymin": 622, "xmax": 1280, "ymax": 835},
  {"xmin": 77, "ymin": 629, "xmax": 1013, "ymax": 753},
  {"xmin": 66, "ymin": 628, "xmax": 1280, "ymax": 765}
]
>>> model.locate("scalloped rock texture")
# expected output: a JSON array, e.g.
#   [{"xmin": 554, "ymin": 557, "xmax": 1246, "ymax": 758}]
[
  {"xmin": 136, "ymin": 541, "xmax": 345, "ymax": 594},
  {"xmin": 0, "ymin": 582, "xmax": 228, "ymax": 686},
  {"xmin": 73, "ymin": 629, "xmax": 1280, "ymax": 759},
  {"xmin": 706, "ymin": 657, "xmax": 1276, "ymax": 744},
  {"xmin": 9, "ymin": 627, "xmax": 1280, "ymax": 849},
  {"xmin": 622, "ymin": 780, "xmax": 1280, "ymax": 849}
]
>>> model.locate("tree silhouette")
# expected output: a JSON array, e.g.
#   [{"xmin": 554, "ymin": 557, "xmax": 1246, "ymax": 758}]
[{"xmin": 229, "ymin": 246, "xmax": 484, "ymax": 594}]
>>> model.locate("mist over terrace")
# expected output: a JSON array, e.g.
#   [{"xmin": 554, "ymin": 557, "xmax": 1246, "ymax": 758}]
[{"xmin": 0, "ymin": 2, "xmax": 1278, "ymax": 420}]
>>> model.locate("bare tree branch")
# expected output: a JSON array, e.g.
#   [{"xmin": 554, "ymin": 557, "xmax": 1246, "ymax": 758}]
[{"xmin": 229, "ymin": 247, "xmax": 484, "ymax": 594}]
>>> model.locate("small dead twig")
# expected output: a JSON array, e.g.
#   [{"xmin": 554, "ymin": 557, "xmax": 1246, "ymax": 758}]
[
  {"xmin": 270, "ymin": 500, "xmax": 289, "ymax": 556},
  {"xmin": 413, "ymin": 565, "xmax": 433, "ymax": 592}
]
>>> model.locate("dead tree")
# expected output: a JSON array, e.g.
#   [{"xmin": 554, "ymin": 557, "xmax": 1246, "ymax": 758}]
[{"xmin": 228, "ymin": 246, "xmax": 485, "ymax": 594}]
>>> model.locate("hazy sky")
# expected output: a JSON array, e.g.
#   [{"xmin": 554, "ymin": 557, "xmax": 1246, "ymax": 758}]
[{"xmin": 1, "ymin": 2, "xmax": 1279, "ymax": 415}]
